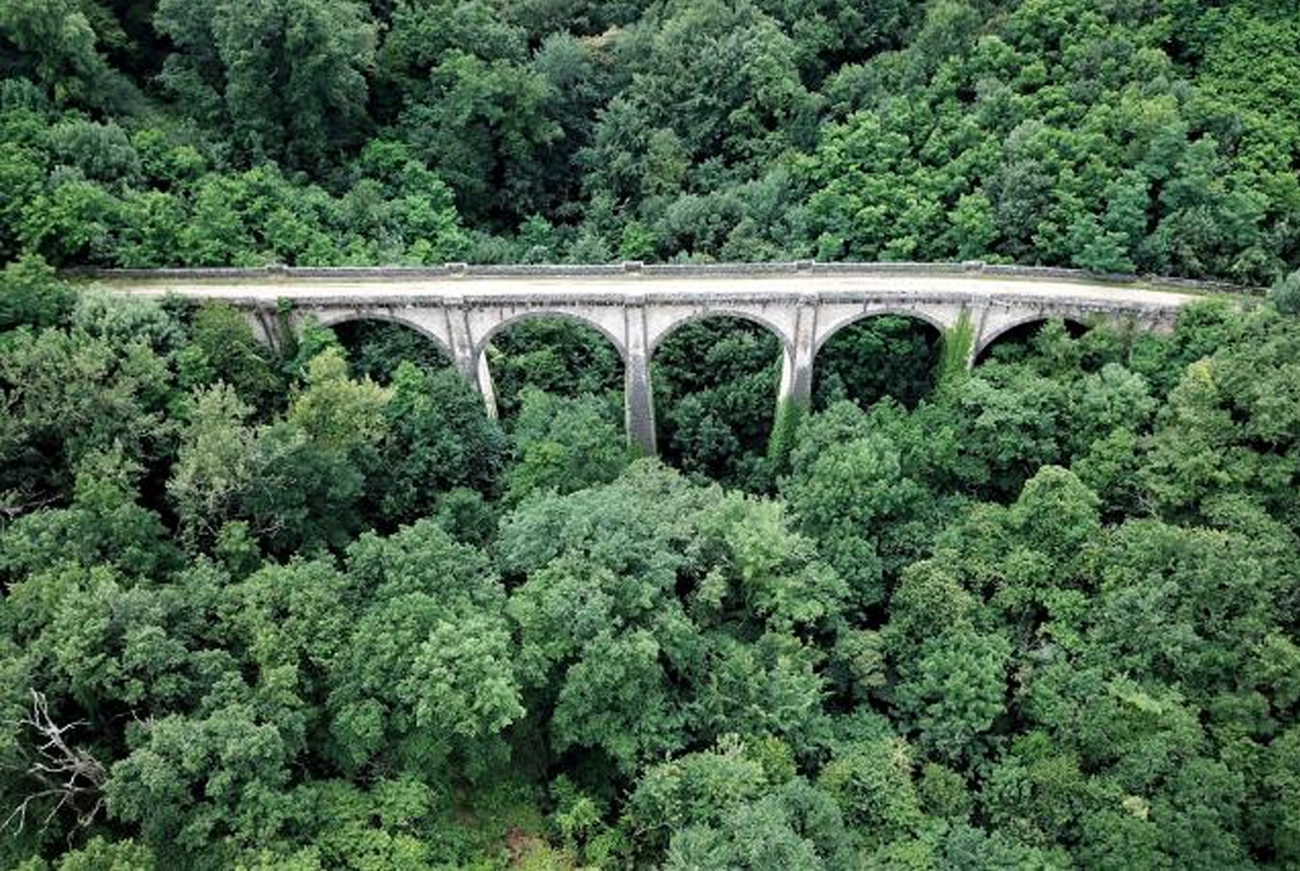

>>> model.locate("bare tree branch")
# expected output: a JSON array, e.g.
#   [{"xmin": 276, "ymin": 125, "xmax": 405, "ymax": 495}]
[
  {"xmin": 3, "ymin": 690, "xmax": 106, "ymax": 837},
  {"xmin": 0, "ymin": 490, "xmax": 61, "ymax": 521}
]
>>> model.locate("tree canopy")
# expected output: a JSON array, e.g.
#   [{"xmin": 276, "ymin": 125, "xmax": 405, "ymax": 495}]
[
  {"xmin": 2, "ymin": 246, "xmax": 1299, "ymax": 869},
  {"xmin": 0, "ymin": 0, "xmax": 1297, "ymax": 281},
  {"xmin": 5, "ymin": 0, "xmax": 1300, "ymax": 867}
]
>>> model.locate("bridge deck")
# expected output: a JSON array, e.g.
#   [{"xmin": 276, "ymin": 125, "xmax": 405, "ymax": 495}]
[{"xmin": 95, "ymin": 269, "xmax": 1203, "ymax": 311}]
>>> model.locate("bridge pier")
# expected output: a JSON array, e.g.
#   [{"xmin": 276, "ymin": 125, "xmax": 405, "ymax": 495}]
[
  {"xmin": 444, "ymin": 301, "xmax": 479, "ymax": 379},
  {"xmin": 476, "ymin": 352, "xmax": 499, "ymax": 419},
  {"xmin": 962, "ymin": 303, "xmax": 988, "ymax": 370},
  {"xmin": 623, "ymin": 302, "xmax": 657, "ymax": 456},
  {"xmin": 778, "ymin": 296, "xmax": 818, "ymax": 412}
]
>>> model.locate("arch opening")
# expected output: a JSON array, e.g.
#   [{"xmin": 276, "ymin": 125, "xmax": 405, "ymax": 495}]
[
  {"xmin": 313, "ymin": 315, "xmax": 504, "ymax": 537},
  {"xmin": 813, "ymin": 314, "xmax": 944, "ymax": 412},
  {"xmin": 650, "ymin": 309, "xmax": 792, "ymax": 358},
  {"xmin": 476, "ymin": 311, "xmax": 627, "ymax": 365},
  {"xmin": 651, "ymin": 315, "xmax": 784, "ymax": 492},
  {"xmin": 975, "ymin": 317, "xmax": 1089, "ymax": 366},
  {"xmin": 327, "ymin": 317, "xmax": 455, "ymax": 384},
  {"xmin": 485, "ymin": 316, "xmax": 625, "ymax": 425}
]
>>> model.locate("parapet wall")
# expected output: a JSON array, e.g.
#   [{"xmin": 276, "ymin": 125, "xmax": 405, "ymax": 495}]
[{"xmin": 70, "ymin": 260, "xmax": 1258, "ymax": 296}]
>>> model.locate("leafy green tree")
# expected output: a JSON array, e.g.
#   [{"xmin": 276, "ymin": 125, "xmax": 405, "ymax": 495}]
[
  {"xmin": 531, "ymin": 33, "xmax": 620, "ymax": 212},
  {"xmin": 586, "ymin": 0, "xmax": 815, "ymax": 196},
  {"xmin": 1087, "ymin": 518, "xmax": 1292, "ymax": 707},
  {"xmin": 1, "ymin": 319, "xmax": 174, "ymax": 513},
  {"xmin": 813, "ymin": 316, "xmax": 942, "ymax": 411},
  {"xmin": 169, "ymin": 350, "xmax": 389, "ymax": 554},
  {"xmin": 662, "ymin": 779, "xmax": 851, "ymax": 871},
  {"xmin": 501, "ymin": 462, "xmax": 842, "ymax": 774},
  {"xmin": 0, "ymin": 0, "xmax": 125, "ymax": 107},
  {"xmin": 654, "ymin": 319, "xmax": 782, "ymax": 490},
  {"xmin": 0, "ymin": 457, "xmax": 176, "ymax": 584},
  {"xmin": 154, "ymin": 0, "xmax": 377, "ymax": 167},
  {"xmin": 1273, "ymin": 269, "xmax": 1300, "ymax": 317},
  {"xmin": 693, "ymin": 632, "xmax": 831, "ymax": 759},
  {"xmin": 346, "ymin": 141, "xmax": 472, "ymax": 263},
  {"xmin": 981, "ymin": 731, "xmax": 1095, "ymax": 852},
  {"xmin": 328, "ymin": 521, "xmax": 522, "ymax": 777},
  {"xmin": 626, "ymin": 737, "xmax": 853, "ymax": 869},
  {"xmin": 167, "ymin": 383, "xmax": 260, "ymax": 548},
  {"xmin": 0, "ymin": 254, "xmax": 72, "ymax": 331},
  {"xmin": 177, "ymin": 301, "xmax": 284, "ymax": 411},
  {"xmin": 505, "ymin": 388, "xmax": 628, "ymax": 502},
  {"xmin": 782, "ymin": 403, "xmax": 939, "ymax": 611},
  {"xmin": 486, "ymin": 318, "xmax": 623, "ymax": 420},
  {"xmin": 285, "ymin": 348, "xmax": 387, "ymax": 457},
  {"xmin": 19, "ymin": 176, "xmax": 123, "ymax": 266},
  {"xmin": 950, "ymin": 365, "xmax": 1069, "ymax": 499},
  {"xmin": 13, "ymin": 837, "xmax": 155, "ymax": 871},
  {"xmin": 368, "ymin": 361, "xmax": 507, "ymax": 525},
  {"xmin": 817, "ymin": 734, "xmax": 922, "ymax": 848},
  {"xmin": 376, "ymin": 0, "xmax": 529, "ymax": 115},
  {"xmin": 399, "ymin": 51, "xmax": 560, "ymax": 227},
  {"xmin": 1066, "ymin": 363, "xmax": 1157, "ymax": 457},
  {"xmin": 0, "ymin": 138, "xmax": 46, "ymax": 262},
  {"xmin": 47, "ymin": 117, "xmax": 141, "ymax": 186},
  {"xmin": 329, "ymin": 319, "xmax": 452, "ymax": 385},
  {"xmin": 894, "ymin": 627, "xmax": 1011, "ymax": 765},
  {"xmin": 105, "ymin": 702, "xmax": 293, "ymax": 860}
]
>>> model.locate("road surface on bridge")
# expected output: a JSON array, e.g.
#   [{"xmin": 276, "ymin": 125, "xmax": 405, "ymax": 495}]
[{"xmin": 98, "ymin": 269, "xmax": 1203, "ymax": 310}]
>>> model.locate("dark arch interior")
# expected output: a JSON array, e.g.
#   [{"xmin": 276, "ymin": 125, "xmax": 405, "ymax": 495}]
[
  {"xmin": 813, "ymin": 315, "xmax": 943, "ymax": 411},
  {"xmin": 331, "ymin": 319, "xmax": 454, "ymax": 383},
  {"xmin": 976, "ymin": 318, "xmax": 1089, "ymax": 365},
  {"xmin": 486, "ymin": 317, "xmax": 624, "ymax": 423},
  {"xmin": 651, "ymin": 317, "xmax": 783, "ymax": 492}
]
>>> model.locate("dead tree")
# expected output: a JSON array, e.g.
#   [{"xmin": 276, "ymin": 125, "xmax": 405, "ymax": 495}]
[{"xmin": 3, "ymin": 689, "xmax": 106, "ymax": 836}]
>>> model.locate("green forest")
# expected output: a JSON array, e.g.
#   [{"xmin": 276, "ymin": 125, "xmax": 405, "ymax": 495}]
[
  {"xmin": 5, "ymin": 0, "xmax": 1300, "ymax": 869},
  {"xmin": 2, "ymin": 0, "xmax": 1300, "ymax": 280}
]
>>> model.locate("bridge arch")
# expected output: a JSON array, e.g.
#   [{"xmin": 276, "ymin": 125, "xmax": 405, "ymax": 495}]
[
  {"xmin": 471, "ymin": 309, "xmax": 628, "ymax": 362},
  {"xmin": 476, "ymin": 311, "xmax": 627, "ymax": 422},
  {"xmin": 647, "ymin": 308, "xmax": 796, "ymax": 359},
  {"xmin": 313, "ymin": 309, "xmax": 455, "ymax": 363},
  {"xmin": 812, "ymin": 311, "xmax": 945, "ymax": 410},
  {"xmin": 813, "ymin": 308, "xmax": 950, "ymax": 357},
  {"xmin": 650, "ymin": 312, "xmax": 788, "ymax": 489},
  {"xmin": 974, "ymin": 313, "xmax": 1090, "ymax": 363}
]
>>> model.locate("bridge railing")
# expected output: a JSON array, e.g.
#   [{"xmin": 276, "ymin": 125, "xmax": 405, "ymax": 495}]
[{"xmin": 65, "ymin": 261, "xmax": 1260, "ymax": 296}]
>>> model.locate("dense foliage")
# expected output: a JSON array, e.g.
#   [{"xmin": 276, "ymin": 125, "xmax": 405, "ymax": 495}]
[
  {"xmin": 7, "ymin": 0, "xmax": 1300, "ymax": 867},
  {"xmin": 4, "ymin": 251, "xmax": 1300, "ymax": 869},
  {"xmin": 1, "ymin": 0, "xmax": 1299, "ymax": 283}
]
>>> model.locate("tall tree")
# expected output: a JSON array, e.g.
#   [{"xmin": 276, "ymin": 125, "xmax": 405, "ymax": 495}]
[{"xmin": 154, "ymin": 0, "xmax": 377, "ymax": 168}]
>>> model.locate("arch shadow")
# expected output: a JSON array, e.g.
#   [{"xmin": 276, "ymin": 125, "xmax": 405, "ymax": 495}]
[
  {"xmin": 813, "ymin": 312, "xmax": 944, "ymax": 411},
  {"xmin": 317, "ymin": 312, "xmax": 456, "ymax": 383},
  {"xmin": 651, "ymin": 314, "xmax": 786, "ymax": 491},
  {"xmin": 974, "ymin": 315, "xmax": 1089, "ymax": 364}
]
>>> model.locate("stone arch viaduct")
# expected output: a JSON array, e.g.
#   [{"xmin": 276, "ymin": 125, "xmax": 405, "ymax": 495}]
[{"xmin": 96, "ymin": 261, "xmax": 1221, "ymax": 455}]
